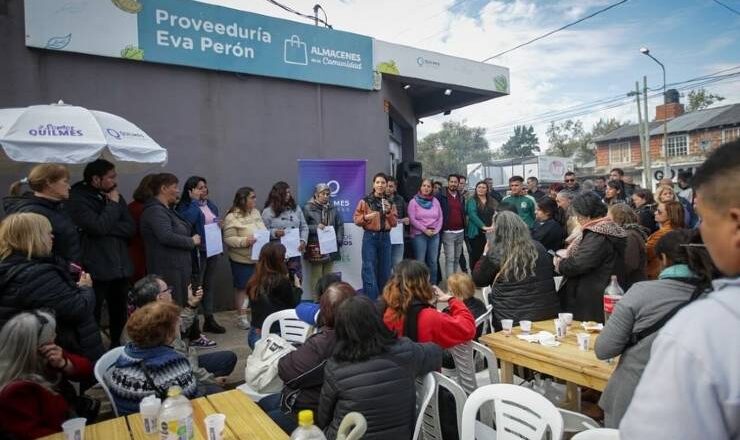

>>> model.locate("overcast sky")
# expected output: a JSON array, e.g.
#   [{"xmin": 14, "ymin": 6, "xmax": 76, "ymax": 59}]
[{"xmin": 199, "ymin": 0, "xmax": 740, "ymax": 151}]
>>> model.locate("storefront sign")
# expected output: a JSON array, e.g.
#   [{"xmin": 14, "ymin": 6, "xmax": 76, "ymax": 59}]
[
  {"xmin": 374, "ymin": 40, "xmax": 510, "ymax": 94},
  {"xmin": 25, "ymin": 0, "xmax": 374, "ymax": 90}
]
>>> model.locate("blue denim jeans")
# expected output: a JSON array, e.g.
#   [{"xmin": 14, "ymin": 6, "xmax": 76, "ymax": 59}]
[
  {"xmin": 441, "ymin": 231, "xmax": 464, "ymax": 281},
  {"xmin": 258, "ymin": 393, "xmax": 298, "ymax": 434},
  {"xmin": 361, "ymin": 231, "xmax": 392, "ymax": 301},
  {"xmin": 412, "ymin": 233, "xmax": 440, "ymax": 283}
]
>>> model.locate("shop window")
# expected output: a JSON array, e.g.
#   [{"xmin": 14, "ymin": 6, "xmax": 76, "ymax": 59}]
[
  {"xmin": 666, "ymin": 135, "xmax": 688, "ymax": 157},
  {"xmin": 608, "ymin": 141, "xmax": 630, "ymax": 163},
  {"xmin": 722, "ymin": 127, "xmax": 740, "ymax": 143}
]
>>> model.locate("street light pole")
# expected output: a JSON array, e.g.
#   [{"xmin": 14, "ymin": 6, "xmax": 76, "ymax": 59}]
[{"xmin": 640, "ymin": 47, "xmax": 669, "ymax": 178}]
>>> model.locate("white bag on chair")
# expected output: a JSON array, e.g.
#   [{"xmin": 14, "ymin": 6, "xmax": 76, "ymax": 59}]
[{"xmin": 245, "ymin": 334, "xmax": 296, "ymax": 394}]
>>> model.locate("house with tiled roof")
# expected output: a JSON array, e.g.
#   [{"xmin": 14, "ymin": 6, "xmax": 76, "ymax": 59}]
[{"xmin": 593, "ymin": 92, "xmax": 740, "ymax": 183}]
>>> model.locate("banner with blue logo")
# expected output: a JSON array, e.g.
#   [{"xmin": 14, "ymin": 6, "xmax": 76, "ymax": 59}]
[
  {"xmin": 297, "ymin": 159, "xmax": 366, "ymax": 223},
  {"xmin": 298, "ymin": 159, "xmax": 366, "ymax": 291},
  {"xmin": 24, "ymin": 0, "xmax": 374, "ymax": 90}
]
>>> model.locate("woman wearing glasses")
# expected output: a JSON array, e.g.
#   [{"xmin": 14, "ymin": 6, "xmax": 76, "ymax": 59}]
[
  {"xmin": 0, "ymin": 310, "xmax": 94, "ymax": 440},
  {"xmin": 646, "ymin": 200, "xmax": 685, "ymax": 279},
  {"xmin": 0, "ymin": 213, "xmax": 104, "ymax": 361}
]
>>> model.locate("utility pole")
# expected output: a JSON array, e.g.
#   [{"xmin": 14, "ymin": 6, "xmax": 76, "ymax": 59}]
[
  {"xmin": 634, "ymin": 81, "xmax": 648, "ymax": 189},
  {"xmin": 642, "ymin": 76, "xmax": 652, "ymax": 189}
]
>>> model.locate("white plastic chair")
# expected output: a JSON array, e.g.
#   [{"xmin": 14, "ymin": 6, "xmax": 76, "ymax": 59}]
[
  {"xmin": 448, "ymin": 341, "xmax": 501, "ymax": 395},
  {"xmin": 261, "ymin": 309, "xmax": 314, "ymax": 345},
  {"xmin": 419, "ymin": 371, "xmax": 467, "ymax": 440},
  {"xmin": 461, "ymin": 384, "xmax": 564, "ymax": 440},
  {"xmin": 559, "ymin": 409, "xmax": 600, "ymax": 436},
  {"xmin": 476, "ymin": 305, "xmax": 493, "ymax": 336},
  {"xmin": 413, "ymin": 373, "xmax": 436, "ymax": 440},
  {"xmin": 94, "ymin": 346, "xmax": 125, "ymax": 417},
  {"xmin": 481, "ymin": 286, "xmax": 492, "ymax": 309},
  {"xmin": 571, "ymin": 428, "xmax": 620, "ymax": 439}
]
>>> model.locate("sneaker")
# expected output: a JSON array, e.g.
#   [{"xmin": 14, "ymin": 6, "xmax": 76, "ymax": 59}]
[
  {"xmin": 203, "ymin": 316, "xmax": 226, "ymax": 334},
  {"xmin": 237, "ymin": 315, "xmax": 251, "ymax": 330},
  {"xmin": 189, "ymin": 334, "xmax": 217, "ymax": 348}
]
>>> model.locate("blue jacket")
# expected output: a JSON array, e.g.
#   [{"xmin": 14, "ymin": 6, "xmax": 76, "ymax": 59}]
[{"xmin": 177, "ymin": 200, "xmax": 219, "ymax": 252}]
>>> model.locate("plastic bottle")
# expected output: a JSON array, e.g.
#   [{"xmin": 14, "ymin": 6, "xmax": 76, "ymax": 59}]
[
  {"xmin": 603, "ymin": 275, "xmax": 624, "ymax": 322},
  {"xmin": 159, "ymin": 386, "xmax": 194, "ymax": 440},
  {"xmin": 290, "ymin": 410, "xmax": 327, "ymax": 440}
]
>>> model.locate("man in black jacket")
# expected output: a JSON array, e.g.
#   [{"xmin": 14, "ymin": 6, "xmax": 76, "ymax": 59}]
[{"xmin": 67, "ymin": 159, "xmax": 135, "ymax": 347}]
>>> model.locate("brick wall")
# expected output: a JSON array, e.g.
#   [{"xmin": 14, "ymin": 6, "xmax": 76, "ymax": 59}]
[{"xmin": 595, "ymin": 126, "xmax": 725, "ymax": 169}]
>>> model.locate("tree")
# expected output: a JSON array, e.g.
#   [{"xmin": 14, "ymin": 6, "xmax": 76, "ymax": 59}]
[
  {"xmin": 686, "ymin": 88, "xmax": 725, "ymax": 112},
  {"xmin": 545, "ymin": 119, "xmax": 585, "ymax": 158},
  {"xmin": 545, "ymin": 118, "xmax": 627, "ymax": 164},
  {"xmin": 499, "ymin": 125, "xmax": 540, "ymax": 158},
  {"xmin": 417, "ymin": 121, "xmax": 491, "ymax": 178}
]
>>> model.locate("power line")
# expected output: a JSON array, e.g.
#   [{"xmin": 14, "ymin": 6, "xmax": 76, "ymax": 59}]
[
  {"xmin": 264, "ymin": 0, "xmax": 332, "ymax": 28},
  {"xmin": 480, "ymin": 0, "xmax": 629, "ymax": 62},
  {"xmin": 712, "ymin": 0, "xmax": 740, "ymax": 15},
  {"xmin": 482, "ymin": 68, "xmax": 740, "ymax": 137}
]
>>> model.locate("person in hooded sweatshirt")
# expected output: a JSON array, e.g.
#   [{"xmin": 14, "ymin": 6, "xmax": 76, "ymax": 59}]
[
  {"xmin": 554, "ymin": 192, "xmax": 627, "ymax": 322},
  {"xmin": 3, "ymin": 164, "xmax": 81, "ymax": 267},
  {"xmin": 303, "ymin": 183, "xmax": 343, "ymax": 295}
]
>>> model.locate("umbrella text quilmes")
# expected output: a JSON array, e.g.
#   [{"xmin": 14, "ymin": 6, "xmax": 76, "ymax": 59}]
[{"xmin": 28, "ymin": 124, "xmax": 83, "ymax": 137}]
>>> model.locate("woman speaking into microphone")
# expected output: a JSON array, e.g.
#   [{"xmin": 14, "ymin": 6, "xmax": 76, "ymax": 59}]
[{"xmin": 353, "ymin": 173, "xmax": 397, "ymax": 301}]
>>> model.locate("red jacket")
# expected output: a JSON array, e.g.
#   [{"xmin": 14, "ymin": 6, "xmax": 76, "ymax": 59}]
[
  {"xmin": 383, "ymin": 297, "xmax": 476, "ymax": 348},
  {"xmin": 0, "ymin": 352, "xmax": 93, "ymax": 440}
]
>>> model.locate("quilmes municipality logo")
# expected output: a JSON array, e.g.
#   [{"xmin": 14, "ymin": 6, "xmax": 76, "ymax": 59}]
[
  {"xmin": 327, "ymin": 180, "xmax": 341, "ymax": 197},
  {"xmin": 416, "ymin": 56, "xmax": 441, "ymax": 68},
  {"xmin": 106, "ymin": 128, "xmax": 145, "ymax": 140},
  {"xmin": 28, "ymin": 124, "xmax": 83, "ymax": 136}
]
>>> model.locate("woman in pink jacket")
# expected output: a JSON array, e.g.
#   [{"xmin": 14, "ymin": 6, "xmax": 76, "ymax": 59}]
[{"xmin": 408, "ymin": 179, "xmax": 444, "ymax": 283}]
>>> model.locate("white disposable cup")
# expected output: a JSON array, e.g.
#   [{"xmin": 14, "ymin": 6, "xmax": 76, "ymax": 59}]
[
  {"xmin": 559, "ymin": 313, "xmax": 574, "ymax": 326},
  {"xmin": 519, "ymin": 320, "xmax": 532, "ymax": 334},
  {"xmin": 554, "ymin": 318, "xmax": 567, "ymax": 340},
  {"xmin": 62, "ymin": 418, "xmax": 86, "ymax": 440},
  {"xmin": 577, "ymin": 332, "xmax": 590, "ymax": 351},
  {"xmin": 501, "ymin": 319, "xmax": 514, "ymax": 335},
  {"xmin": 205, "ymin": 413, "xmax": 226, "ymax": 440},
  {"xmin": 139, "ymin": 396, "xmax": 161, "ymax": 434}
]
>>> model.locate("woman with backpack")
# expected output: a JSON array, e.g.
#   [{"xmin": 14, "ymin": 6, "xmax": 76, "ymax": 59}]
[{"xmin": 595, "ymin": 229, "xmax": 717, "ymax": 428}]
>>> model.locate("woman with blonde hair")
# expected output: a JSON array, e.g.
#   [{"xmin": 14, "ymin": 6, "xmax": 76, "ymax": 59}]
[
  {"xmin": 3, "ymin": 163, "xmax": 80, "ymax": 265},
  {"xmin": 473, "ymin": 211, "xmax": 560, "ymax": 328},
  {"xmin": 0, "ymin": 311, "xmax": 95, "ymax": 440},
  {"xmin": 0, "ymin": 213, "xmax": 103, "ymax": 361},
  {"xmin": 382, "ymin": 259, "xmax": 475, "ymax": 348},
  {"xmin": 646, "ymin": 200, "xmax": 685, "ymax": 279}
]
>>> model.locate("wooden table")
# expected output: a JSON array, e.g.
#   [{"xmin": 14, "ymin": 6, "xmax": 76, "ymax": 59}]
[
  {"xmin": 39, "ymin": 389, "xmax": 288, "ymax": 440},
  {"xmin": 480, "ymin": 320, "xmax": 616, "ymax": 409}
]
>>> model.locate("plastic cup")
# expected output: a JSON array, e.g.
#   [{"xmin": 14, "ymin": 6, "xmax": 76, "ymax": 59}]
[
  {"xmin": 519, "ymin": 320, "xmax": 532, "ymax": 334},
  {"xmin": 139, "ymin": 395, "xmax": 161, "ymax": 434},
  {"xmin": 62, "ymin": 418, "xmax": 86, "ymax": 440},
  {"xmin": 577, "ymin": 332, "xmax": 590, "ymax": 351},
  {"xmin": 558, "ymin": 313, "xmax": 574, "ymax": 327},
  {"xmin": 501, "ymin": 319, "xmax": 514, "ymax": 335},
  {"xmin": 554, "ymin": 318, "xmax": 567, "ymax": 340},
  {"xmin": 205, "ymin": 413, "xmax": 226, "ymax": 440}
]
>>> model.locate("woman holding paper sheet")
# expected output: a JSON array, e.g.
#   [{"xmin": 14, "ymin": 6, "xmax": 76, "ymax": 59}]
[
  {"xmin": 176, "ymin": 176, "xmax": 225, "ymax": 334},
  {"xmin": 262, "ymin": 182, "xmax": 308, "ymax": 283},
  {"xmin": 303, "ymin": 183, "xmax": 343, "ymax": 296},
  {"xmin": 223, "ymin": 187, "xmax": 266, "ymax": 330}
]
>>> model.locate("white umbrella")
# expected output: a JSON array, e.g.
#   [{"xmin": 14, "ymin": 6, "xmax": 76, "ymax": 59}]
[{"xmin": 0, "ymin": 101, "xmax": 168, "ymax": 169}]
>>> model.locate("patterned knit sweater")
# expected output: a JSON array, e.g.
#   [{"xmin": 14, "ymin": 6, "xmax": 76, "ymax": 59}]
[{"xmin": 104, "ymin": 343, "xmax": 197, "ymax": 415}]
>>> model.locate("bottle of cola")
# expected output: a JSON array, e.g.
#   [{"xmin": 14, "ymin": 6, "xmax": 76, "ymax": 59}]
[{"xmin": 603, "ymin": 275, "xmax": 624, "ymax": 323}]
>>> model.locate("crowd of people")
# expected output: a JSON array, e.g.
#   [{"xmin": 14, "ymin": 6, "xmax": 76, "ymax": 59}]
[{"xmin": 0, "ymin": 138, "xmax": 738, "ymax": 439}]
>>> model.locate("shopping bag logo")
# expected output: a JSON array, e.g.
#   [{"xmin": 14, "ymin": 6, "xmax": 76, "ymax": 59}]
[{"xmin": 284, "ymin": 35, "xmax": 308, "ymax": 66}]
